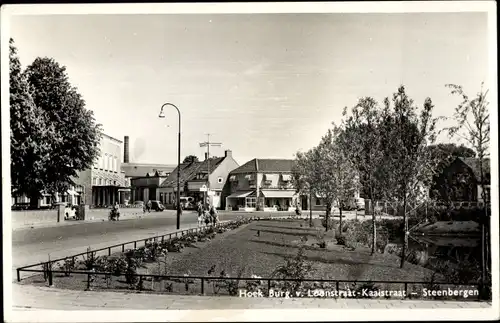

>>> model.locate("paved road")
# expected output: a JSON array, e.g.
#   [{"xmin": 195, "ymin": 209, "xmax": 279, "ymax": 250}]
[
  {"xmin": 10, "ymin": 210, "xmax": 315, "ymax": 270},
  {"xmin": 10, "ymin": 209, "xmax": 397, "ymax": 273}
]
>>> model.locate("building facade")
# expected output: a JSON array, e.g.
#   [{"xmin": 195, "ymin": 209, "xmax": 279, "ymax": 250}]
[
  {"xmin": 11, "ymin": 133, "xmax": 126, "ymax": 208},
  {"xmin": 431, "ymin": 157, "xmax": 491, "ymax": 204},
  {"xmin": 225, "ymin": 159, "xmax": 300, "ymax": 212},
  {"xmin": 74, "ymin": 133, "xmax": 127, "ymax": 207},
  {"xmin": 159, "ymin": 150, "xmax": 239, "ymax": 209}
]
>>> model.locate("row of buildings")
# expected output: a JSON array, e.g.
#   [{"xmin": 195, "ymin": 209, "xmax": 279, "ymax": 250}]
[{"xmin": 12, "ymin": 132, "xmax": 491, "ymax": 212}]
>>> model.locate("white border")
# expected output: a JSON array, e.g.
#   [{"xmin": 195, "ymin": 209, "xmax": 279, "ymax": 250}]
[{"xmin": 2, "ymin": 2, "xmax": 498, "ymax": 322}]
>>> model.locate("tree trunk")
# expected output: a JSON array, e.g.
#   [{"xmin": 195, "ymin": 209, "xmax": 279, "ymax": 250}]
[
  {"xmin": 478, "ymin": 157, "xmax": 488, "ymax": 287},
  {"xmin": 325, "ymin": 202, "xmax": 331, "ymax": 232},
  {"xmin": 370, "ymin": 188, "xmax": 376, "ymax": 255},
  {"xmin": 339, "ymin": 203, "xmax": 343, "ymax": 236},
  {"xmin": 309, "ymin": 192, "xmax": 313, "ymax": 227},
  {"xmin": 29, "ymin": 190, "xmax": 40, "ymax": 209},
  {"xmin": 400, "ymin": 195, "xmax": 408, "ymax": 268}
]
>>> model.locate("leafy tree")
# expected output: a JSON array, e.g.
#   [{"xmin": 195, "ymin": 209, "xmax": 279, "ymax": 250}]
[
  {"xmin": 182, "ymin": 155, "xmax": 199, "ymax": 163},
  {"xmin": 322, "ymin": 126, "xmax": 360, "ymax": 236},
  {"xmin": 292, "ymin": 149, "xmax": 317, "ymax": 227},
  {"xmin": 21, "ymin": 56, "xmax": 102, "ymax": 204},
  {"xmin": 445, "ymin": 82, "xmax": 491, "ymax": 288},
  {"xmin": 10, "ymin": 39, "xmax": 56, "ymax": 207},
  {"xmin": 341, "ymin": 97, "xmax": 389, "ymax": 254},
  {"xmin": 381, "ymin": 86, "xmax": 440, "ymax": 268}
]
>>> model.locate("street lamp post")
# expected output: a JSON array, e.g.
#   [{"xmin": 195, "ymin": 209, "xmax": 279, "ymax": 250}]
[{"xmin": 159, "ymin": 103, "xmax": 181, "ymax": 230}]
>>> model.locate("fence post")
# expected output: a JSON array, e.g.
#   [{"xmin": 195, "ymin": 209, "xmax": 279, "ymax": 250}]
[
  {"xmin": 267, "ymin": 279, "xmax": 271, "ymax": 295},
  {"xmin": 17, "ymin": 268, "xmax": 21, "ymax": 282},
  {"xmin": 122, "ymin": 244, "xmax": 125, "ymax": 252},
  {"xmin": 139, "ymin": 275, "xmax": 143, "ymax": 291},
  {"xmin": 48, "ymin": 268, "xmax": 53, "ymax": 287},
  {"xmin": 336, "ymin": 281, "xmax": 339, "ymax": 292},
  {"xmin": 201, "ymin": 278, "xmax": 205, "ymax": 295},
  {"xmin": 108, "ymin": 247, "xmax": 111, "ymax": 256},
  {"xmin": 134, "ymin": 241, "xmax": 137, "ymax": 249},
  {"xmin": 86, "ymin": 273, "xmax": 91, "ymax": 290},
  {"xmin": 404, "ymin": 283, "xmax": 408, "ymax": 298}
]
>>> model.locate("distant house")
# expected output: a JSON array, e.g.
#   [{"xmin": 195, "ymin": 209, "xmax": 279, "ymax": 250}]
[
  {"xmin": 130, "ymin": 171, "xmax": 171, "ymax": 203},
  {"xmin": 120, "ymin": 136, "xmax": 176, "ymax": 203},
  {"xmin": 431, "ymin": 157, "xmax": 491, "ymax": 203},
  {"xmin": 159, "ymin": 150, "xmax": 239, "ymax": 209},
  {"xmin": 225, "ymin": 159, "xmax": 302, "ymax": 212}
]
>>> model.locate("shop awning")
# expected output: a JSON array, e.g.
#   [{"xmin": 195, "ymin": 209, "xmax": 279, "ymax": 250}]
[
  {"xmin": 264, "ymin": 174, "xmax": 278, "ymax": 181},
  {"xmin": 261, "ymin": 190, "xmax": 296, "ymax": 198},
  {"xmin": 67, "ymin": 190, "xmax": 80, "ymax": 196},
  {"xmin": 227, "ymin": 191, "xmax": 254, "ymax": 199}
]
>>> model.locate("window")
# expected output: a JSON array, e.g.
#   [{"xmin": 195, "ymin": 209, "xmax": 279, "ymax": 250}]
[
  {"xmin": 114, "ymin": 156, "xmax": 118, "ymax": 172},
  {"xmin": 246, "ymin": 197, "xmax": 257, "ymax": 208},
  {"xmin": 99, "ymin": 178, "xmax": 103, "ymax": 185},
  {"xmin": 114, "ymin": 180, "xmax": 117, "ymax": 186},
  {"xmin": 316, "ymin": 198, "xmax": 321, "ymax": 206},
  {"xmin": 218, "ymin": 177, "xmax": 223, "ymax": 183}
]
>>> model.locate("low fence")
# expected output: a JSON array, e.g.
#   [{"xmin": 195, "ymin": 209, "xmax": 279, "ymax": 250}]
[{"xmin": 16, "ymin": 217, "xmax": 487, "ymax": 300}]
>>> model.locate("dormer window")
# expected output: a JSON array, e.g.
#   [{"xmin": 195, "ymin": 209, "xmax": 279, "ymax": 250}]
[
  {"xmin": 197, "ymin": 172, "xmax": 208, "ymax": 180},
  {"xmin": 281, "ymin": 174, "xmax": 292, "ymax": 182}
]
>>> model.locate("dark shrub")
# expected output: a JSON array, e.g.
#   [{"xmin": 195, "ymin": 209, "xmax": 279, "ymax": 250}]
[{"xmin": 336, "ymin": 235, "xmax": 346, "ymax": 246}]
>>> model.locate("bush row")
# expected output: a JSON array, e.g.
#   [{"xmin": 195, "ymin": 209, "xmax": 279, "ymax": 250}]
[{"xmin": 54, "ymin": 218, "xmax": 256, "ymax": 289}]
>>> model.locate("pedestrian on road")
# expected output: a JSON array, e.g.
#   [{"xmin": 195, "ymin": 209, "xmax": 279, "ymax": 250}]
[
  {"xmin": 209, "ymin": 205, "xmax": 218, "ymax": 226},
  {"xmin": 204, "ymin": 209, "xmax": 210, "ymax": 227},
  {"xmin": 197, "ymin": 202, "xmax": 203, "ymax": 227},
  {"xmin": 146, "ymin": 200, "xmax": 152, "ymax": 213}
]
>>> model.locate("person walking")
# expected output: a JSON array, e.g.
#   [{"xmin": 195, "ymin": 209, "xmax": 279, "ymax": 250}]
[
  {"xmin": 113, "ymin": 202, "xmax": 120, "ymax": 220},
  {"xmin": 197, "ymin": 202, "xmax": 203, "ymax": 227},
  {"xmin": 146, "ymin": 200, "xmax": 152, "ymax": 213},
  {"xmin": 209, "ymin": 205, "xmax": 218, "ymax": 226},
  {"xmin": 204, "ymin": 207, "xmax": 210, "ymax": 227}
]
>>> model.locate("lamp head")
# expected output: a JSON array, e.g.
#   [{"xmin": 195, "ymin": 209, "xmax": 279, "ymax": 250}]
[{"xmin": 158, "ymin": 107, "xmax": 166, "ymax": 118}]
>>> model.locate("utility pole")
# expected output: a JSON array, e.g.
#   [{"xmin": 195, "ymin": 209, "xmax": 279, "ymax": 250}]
[{"xmin": 199, "ymin": 134, "xmax": 222, "ymax": 208}]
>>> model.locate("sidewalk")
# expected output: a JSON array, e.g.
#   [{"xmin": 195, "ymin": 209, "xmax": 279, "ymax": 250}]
[
  {"xmin": 11, "ymin": 209, "xmax": 170, "ymax": 231},
  {"xmin": 11, "ymin": 283, "xmax": 492, "ymax": 310}
]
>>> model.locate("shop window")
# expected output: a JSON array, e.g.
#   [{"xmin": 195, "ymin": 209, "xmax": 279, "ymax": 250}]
[{"xmin": 246, "ymin": 197, "xmax": 257, "ymax": 208}]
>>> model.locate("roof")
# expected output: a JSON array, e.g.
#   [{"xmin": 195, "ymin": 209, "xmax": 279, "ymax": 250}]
[
  {"xmin": 458, "ymin": 157, "xmax": 491, "ymax": 183},
  {"xmin": 101, "ymin": 133, "xmax": 123, "ymax": 143},
  {"xmin": 121, "ymin": 163, "xmax": 176, "ymax": 178},
  {"xmin": 230, "ymin": 158, "xmax": 296, "ymax": 174},
  {"xmin": 160, "ymin": 157, "xmax": 226, "ymax": 188}
]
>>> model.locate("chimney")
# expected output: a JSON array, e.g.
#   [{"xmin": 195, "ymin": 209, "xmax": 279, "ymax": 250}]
[
  {"xmin": 225, "ymin": 150, "xmax": 232, "ymax": 158},
  {"xmin": 204, "ymin": 152, "xmax": 208, "ymax": 160},
  {"xmin": 124, "ymin": 136, "xmax": 130, "ymax": 163}
]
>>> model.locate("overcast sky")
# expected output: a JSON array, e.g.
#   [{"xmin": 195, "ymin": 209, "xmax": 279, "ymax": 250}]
[{"xmin": 10, "ymin": 12, "xmax": 490, "ymax": 165}]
